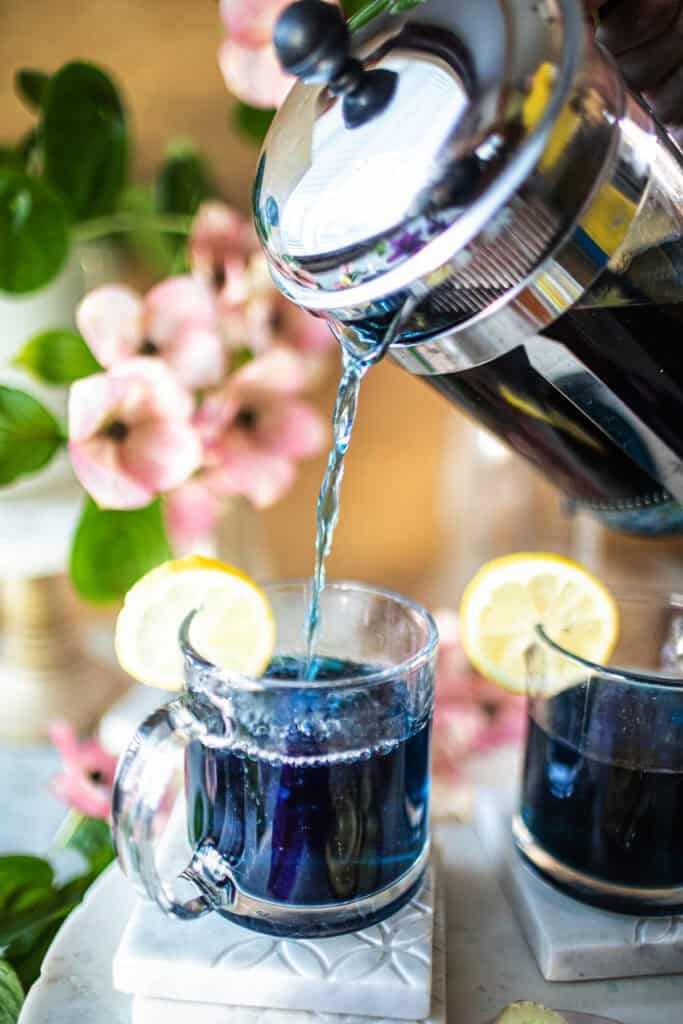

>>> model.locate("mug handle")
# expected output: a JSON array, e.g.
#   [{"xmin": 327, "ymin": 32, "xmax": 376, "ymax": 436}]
[{"xmin": 111, "ymin": 697, "xmax": 237, "ymax": 920}]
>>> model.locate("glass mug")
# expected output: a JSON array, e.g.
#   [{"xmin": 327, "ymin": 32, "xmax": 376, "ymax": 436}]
[
  {"xmin": 514, "ymin": 594, "xmax": 683, "ymax": 916},
  {"xmin": 112, "ymin": 581, "xmax": 437, "ymax": 937}
]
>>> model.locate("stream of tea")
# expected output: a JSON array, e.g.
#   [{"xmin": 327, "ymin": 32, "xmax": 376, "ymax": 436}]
[{"xmin": 305, "ymin": 307, "xmax": 409, "ymax": 673}]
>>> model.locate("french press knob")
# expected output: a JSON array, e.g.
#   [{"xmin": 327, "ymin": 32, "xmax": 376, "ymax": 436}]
[{"xmin": 273, "ymin": 0, "xmax": 398, "ymax": 128}]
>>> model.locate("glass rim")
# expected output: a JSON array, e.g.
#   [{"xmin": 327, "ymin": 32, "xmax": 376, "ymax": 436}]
[
  {"xmin": 179, "ymin": 579, "xmax": 439, "ymax": 693},
  {"xmin": 535, "ymin": 624, "xmax": 683, "ymax": 689}
]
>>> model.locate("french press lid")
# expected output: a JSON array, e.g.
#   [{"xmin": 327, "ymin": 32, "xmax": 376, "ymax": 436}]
[{"xmin": 253, "ymin": 0, "xmax": 622, "ymax": 333}]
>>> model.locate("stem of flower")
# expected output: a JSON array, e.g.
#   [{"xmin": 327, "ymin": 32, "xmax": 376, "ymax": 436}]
[
  {"xmin": 50, "ymin": 808, "xmax": 86, "ymax": 853},
  {"xmin": 71, "ymin": 211, "xmax": 194, "ymax": 244}
]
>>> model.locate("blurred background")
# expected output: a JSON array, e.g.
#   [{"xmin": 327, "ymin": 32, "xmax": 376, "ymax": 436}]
[{"xmin": 2, "ymin": 0, "xmax": 683, "ymax": 614}]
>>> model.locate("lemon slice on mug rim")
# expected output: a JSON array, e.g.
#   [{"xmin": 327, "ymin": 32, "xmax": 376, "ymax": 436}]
[
  {"xmin": 459, "ymin": 553, "xmax": 619, "ymax": 694},
  {"xmin": 114, "ymin": 555, "xmax": 275, "ymax": 691}
]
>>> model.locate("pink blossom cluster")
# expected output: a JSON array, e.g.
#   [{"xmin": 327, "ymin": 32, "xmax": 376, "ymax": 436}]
[
  {"xmin": 432, "ymin": 609, "xmax": 527, "ymax": 781},
  {"xmin": 68, "ymin": 202, "xmax": 333, "ymax": 548}
]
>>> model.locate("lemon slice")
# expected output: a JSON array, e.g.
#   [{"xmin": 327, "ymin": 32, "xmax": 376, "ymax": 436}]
[
  {"xmin": 494, "ymin": 1003, "xmax": 567, "ymax": 1024},
  {"xmin": 459, "ymin": 553, "xmax": 618, "ymax": 694},
  {"xmin": 115, "ymin": 555, "xmax": 275, "ymax": 690}
]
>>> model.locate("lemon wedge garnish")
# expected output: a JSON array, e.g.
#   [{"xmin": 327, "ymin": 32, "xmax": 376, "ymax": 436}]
[
  {"xmin": 114, "ymin": 555, "xmax": 275, "ymax": 690},
  {"xmin": 459, "ymin": 553, "xmax": 618, "ymax": 694}
]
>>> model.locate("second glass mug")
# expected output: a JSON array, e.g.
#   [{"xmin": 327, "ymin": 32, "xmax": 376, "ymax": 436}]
[
  {"xmin": 112, "ymin": 581, "xmax": 437, "ymax": 937},
  {"xmin": 515, "ymin": 593, "xmax": 683, "ymax": 916}
]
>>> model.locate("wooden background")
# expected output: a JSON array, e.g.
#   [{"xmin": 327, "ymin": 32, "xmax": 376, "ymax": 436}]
[{"xmin": 2, "ymin": 0, "xmax": 682, "ymax": 606}]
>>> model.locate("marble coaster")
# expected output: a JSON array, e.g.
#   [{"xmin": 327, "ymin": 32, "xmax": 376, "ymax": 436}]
[
  {"xmin": 113, "ymin": 812, "xmax": 437, "ymax": 1021},
  {"xmin": 475, "ymin": 796, "xmax": 683, "ymax": 983},
  {"xmin": 128, "ymin": 879, "xmax": 446, "ymax": 1024}
]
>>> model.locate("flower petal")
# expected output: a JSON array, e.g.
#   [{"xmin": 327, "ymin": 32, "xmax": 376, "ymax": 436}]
[
  {"xmin": 47, "ymin": 721, "xmax": 81, "ymax": 761},
  {"xmin": 77, "ymin": 738, "xmax": 118, "ymax": 783},
  {"xmin": 218, "ymin": 39, "xmax": 293, "ymax": 109},
  {"xmin": 68, "ymin": 372, "xmax": 132, "ymax": 443},
  {"xmin": 278, "ymin": 301, "xmax": 336, "ymax": 353},
  {"xmin": 70, "ymin": 436, "xmax": 155, "ymax": 509},
  {"xmin": 165, "ymin": 480, "xmax": 220, "ymax": 549},
  {"xmin": 164, "ymin": 325, "xmax": 226, "ymax": 390},
  {"xmin": 108, "ymin": 358, "xmax": 194, "ymax": 424},
  {"xmin": 52, "ymin": 772, "xmax": 112, "ymax": 820},
  {"xmin": 76, "ymin": 285, "xmax": 143, "ymax": 367},
  {"xmin": 257, "ymin": 399, "xmax": 327, "ymax": 458},
  {"xmin": 229, "ymin": 346, "xmax": 309, "ymax": 397},
  {"xmin": 190, "ymin": 202, "xmax": 252, "ymax": 283},
  {"xmin": 143, "ymin": 275, "xmax": 217, "ymax": 345},
  {"xmin": 206, "ymin": 444, "xmax": 295, "ymax": 507},
  {"xmin": 119, "ymin": 420, "xmax": 202, "ymax": 494},
  {"xmin": 476, "ymin": 700, "xmax": 527, "ymax": 751},
  {"xmin": 219, "ymin": 0, "xmax": 289, "ymax": 46}
]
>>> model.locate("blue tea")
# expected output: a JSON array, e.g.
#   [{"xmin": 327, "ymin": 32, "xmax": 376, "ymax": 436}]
[
  {"xmin": 520, "ymin": 682, "xmax": 683, "ymax": 913},
  {"xmin": 186, "ymin": 656, "xmax": 431, "ymax": 934}
]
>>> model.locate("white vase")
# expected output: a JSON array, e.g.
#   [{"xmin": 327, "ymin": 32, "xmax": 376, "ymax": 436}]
[
  {"xmin": 0, "ymin": 251, "xmax": 87, "ymax": 576},
  {"xmin": 0, "ymin": 246, "xmax": 128, "ymax": 741}
]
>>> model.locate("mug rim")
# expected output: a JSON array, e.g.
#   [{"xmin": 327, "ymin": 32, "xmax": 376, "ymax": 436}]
[
  {"xmin": 534, "ymin": 590, "xmax": 683, "ymax": 690},
  {"xmin": 180, "ymin": 578, "xmax": 439, "ymax": 693}
]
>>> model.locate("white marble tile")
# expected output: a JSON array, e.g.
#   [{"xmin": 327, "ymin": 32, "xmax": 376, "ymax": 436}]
[
  {"xmin": 18, "ymin": 865, "xmax": 134, "ymax": 1024},
  {"xmin": 129, "ymin": 881, "xmax": 446, "ymax": 1024},
  {"xmin": 114, "ymin": 869, "xmax": 434, "ymax": 1020},
  {"xmin": 475, "ymin": 795, "xmax": 683, "ymax": 983}
]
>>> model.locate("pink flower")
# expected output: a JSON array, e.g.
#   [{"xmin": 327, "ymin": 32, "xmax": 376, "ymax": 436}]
[
  {"xmin": 272, "ymin": 295, "xmax": 335, "ymax": 354},
  {"xmin": 218, "ymin": 0, "xmax": 294, "ymax": 109},
  {"xmin": 69, "ymin": 358, "xmax": 202, "ymax": 510},
  {"xmin": 76, "ymin": 276, "xmax": 225, "ymax": 389},
  {"xmin": 189, "ymin": 205, "xmax": 335, "ymax": 360},
  {"xmin": 197, "ymin": 347, "xmax": 327, "ymax": 508},
  {"xmin": 165, "ymin": 477, "xmax": 222, "ymax": 550},
  {"xmin": 431, "ymin": 702, "xmax": 489, "ymax": 780},
  {"xmin": 189, "ymin": 202, "xmax": 255, "ymax": 293},
  {"xmin": 48, "ymin": 721, "xmax": 118, "ymax": 821},
  {"xmin": 431, "ymin": 607, "xmax": 527, "ymax": 781}
]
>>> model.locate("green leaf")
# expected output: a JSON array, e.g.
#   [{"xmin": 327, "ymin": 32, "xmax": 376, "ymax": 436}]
[
  {"xmin": 156, "ymin": 141, "xmax": 212, "ymax": 218},
  {"xmin": 0, "ymin": 386, "xmax": 64, "ymax": 486},
  {"xmin": 0, "ymin": 894, "xmax": 79, "ymax": 947},
  {"xmin": 0, "ymin": 841, "xmax": 115, "ymax": 992},
  {"xmin": 13, "ymin": 328, "xmax": 102, "ymax": 385},
  {"xmin": 230, "ymin": 347, "xmax": 254, "ymax": 372},
  {"xmin": 17, "ymin": 128, "xmax": 43, "ymax": 177},
  {"xmin": 233, "ymin": 103, "xmax": 275, "ymax": 147},
  {"xmin": 154, "ymin": 142, "xmax": 212, "ymax": 270},
  {"xmin": 347, "ymin": 0, "xmax": 424, "ymax": 30},
  {"xmin": 42, "ymin": 62, "xmax": 127, "ymax": 221},
  {"xmin": 5, "ymin": 921, "xmax": 59, "ymax": 993},
  {"xmin": 15, "ymin": 69, "xmax": 50, "ymax": 111},
  {"xmin": 0, "ymin": 858, "xmax": 53, "ymax": 913},
  {"xmin": 0, "ymin": 147, "xmax": 23, "ymax": 172},
  {"xmin": 70, "ymin": 497, "xmax": 173, "ymax": 603},
  {"xmin": 118, "ymin": 184, "xmax": 176, "ymax": 274},
  {"xmin": 60, "ymin": 816, "xmax": 114, "ymax": 876},
  {"xmin": 0, "ymin": 960, "xmax": 24, "ymax": 1023},
  {"xmin": 0, "ymin": 169, "xmax": 69, "ymax": 294}
]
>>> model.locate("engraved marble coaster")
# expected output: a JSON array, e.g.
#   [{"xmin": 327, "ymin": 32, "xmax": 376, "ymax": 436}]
[
  {"xmin": 128, "ymin": 881, "xmax": 446, "ymax": 1024},
  {"xmin": 475, "ymin": 796, "xmax": 683, "ymax": 983},
  {"xmin": 113, "ymin": 811, "xmax": 437, "ymax": 1021}
]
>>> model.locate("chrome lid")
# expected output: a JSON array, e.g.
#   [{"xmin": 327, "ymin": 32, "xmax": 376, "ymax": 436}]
[{"xmin": 254, "ymin": 0, "xmax": 588, "ymax": 314}]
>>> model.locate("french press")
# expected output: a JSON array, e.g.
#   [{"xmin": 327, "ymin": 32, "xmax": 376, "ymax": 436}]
[{"xmin": 254, "ymin": 0, "xmax": 683, "ymax": 535}]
